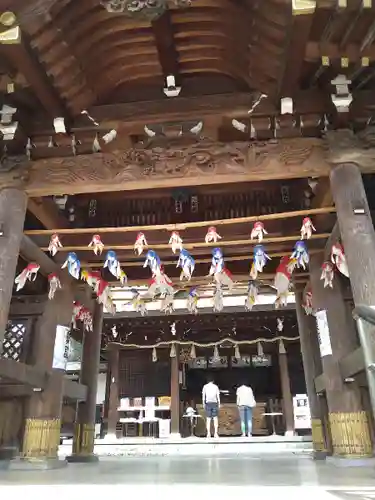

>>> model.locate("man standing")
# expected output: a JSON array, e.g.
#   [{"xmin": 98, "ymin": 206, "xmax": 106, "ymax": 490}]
[
  {"xmin": 202, "ymin": 376, "xmax": 220, "ymax": 438},
  {"xmin": 236, "ymin": 382, "xmax": 256, "ymax": 437}
]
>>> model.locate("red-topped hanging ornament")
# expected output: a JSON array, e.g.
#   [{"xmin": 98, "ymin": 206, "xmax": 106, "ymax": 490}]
[
  {"xmin": 251, "ymin": 221, "xmax": 268, "ymax": 243},
  {"xmin": 88, "ymin": 234, "xmax": 104, "ymax": 255}
]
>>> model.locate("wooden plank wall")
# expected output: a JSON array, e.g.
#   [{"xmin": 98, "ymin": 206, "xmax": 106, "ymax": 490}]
[{"xmin": 119, "ymin": 350, "xmax": 171, "ymax": 399}]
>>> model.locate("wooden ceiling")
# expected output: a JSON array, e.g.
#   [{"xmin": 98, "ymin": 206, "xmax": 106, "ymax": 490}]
[{"xmin": 0, "ymin": 0, "xmax": 375, "ymax": 156}]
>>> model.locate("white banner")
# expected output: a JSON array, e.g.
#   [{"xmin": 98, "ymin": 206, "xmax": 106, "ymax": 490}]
[
  {"xmin": 52, "ymin": 325, "xmax": 70, "ymax": 370},
  {"xmin": 315, "ymin": 310, "xmax": 332, "ymax": 357}
]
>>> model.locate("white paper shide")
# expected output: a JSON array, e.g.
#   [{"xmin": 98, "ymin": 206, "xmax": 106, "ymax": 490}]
[
  {"xmin": 315, "ymin": 309, "xmax": 332, "ymax": 357},
  {"xmin": 52, "ymin": 325, "xmax": 71, "ymax": 370}
]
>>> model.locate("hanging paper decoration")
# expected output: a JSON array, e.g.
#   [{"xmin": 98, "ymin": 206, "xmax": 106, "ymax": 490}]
[
  {"xmin": 48, "ymin": 273, "xmax": 61, "ymax": 300},
  {"xmin": 170, "ymin": 342, "xmax": 176, "ymax": 357},
  {"xmin": 177, "ymin": 249, "xmax": 195, "ymax": 281},
  {"xmin": 210, "ymin": 247, "xmax": 224, "ymax": 274},
  {"xmin": 169, "ymin": 231, "xmax": 183, "ymax": 254},
  {"xmin": 320, "ymin": 261, "xmax": 334, "ymax": 288},
  {"xmin": 300, "ymin": 217, "xmax": 316, "ymax": 240},
  {"xmin": 146, "ymin": 266, "xmax": 174, "ymax": 298},
  {"xmin": 14, "ymin": 263, "xmax": 40, "ymax": 292},
  {"xmin": 144, "ymin": 249, "xmax": 162, "ymax": 275},
  {"xmin": 278, "ymin": 339, "xmax": 286, "ymax": 354},
  {"xmin": 213, "ymin": 283, "xmax": 224, "ymax": 312},
  {"xmin": 134, "ymin": 232, "xmax": 148, "ymax": 256},
  {"xmin": 104, "ymin": 250, "xmax": 127, "ymax": 285},
  {"xmin": 187, "ymin": 287, "xmax": 199, "ymax": 315},
  {"xmin": 61, "ymin": 252, "xmax": 81, "ymax": 280},
  {"xmin": 234, "ymin": 343, "xmax": 241, "ymax": 359},
  {"xmin": 302, "ymin": 289, "xmax": 313, "ymax": 315},
  {"xmin": 48, "ymin": 234, "xmax": 63, "ymax": 256},
  {"xmin": 72, "ymin": 302, "xmax": 93, "ymax": 331},
  {"xmin": 291, "ymin": 241, "xmax": 309, "ymax": 269},
  {"xmin": 277, "ymin": 318, "xmax": 284, "ymax": 332},
  {"xmin": 250, "ymin": 245, "xmax": 271, "ymax": 279},
  {"xmin": 245, "ymin": 281, "xmax": 258, "ymax": 311},
  {"xmin": 130, "ymin": 289, "xmax": 147, "ymax": 316},
  {"xmin": 161, "ymin": 293, "xmax": 174, "ymax": 315},
  {"xmin": 152, "ymin": 347, "xmax": 158, "ymax": 362},
  {"xmin": 250, "ymin": 221, "xmax": 268, "ymax": 242},
  {"xmin": 71, "ymin": 302, "xmax": 93, "ymax": 331},
  {"xmin": 331, "ymin": 242, "xmax": 349, "ymax": 278},
  {"xmin": 213, "ymin": 344, "xmax": 220, "ymax": 361},
  {"xmin": 88, "ymin": 234, "xmax": 104, "ymax": 255},
  {"xmin": 71, "ymin": 301, "xmax": 83, "ymax": 329},
  {"xmin": 94, "ymin": 277, "xmax": 116, "ymax": 315},
  {"xmin": 209, "ymin": 248, "xmax": 234, "ymax": 290},
  {"xmin": 274, "ymin": 256, "xmax": 296, "ymax": 309},
  {"xmin": 81, "ymin": 269, "xmax": 101, "ymax": 289},
  {"xmin": 205, "ymin": 226, "xmax": 222, "ymax": 244},
  {"xmin": 111, "ymin": 325, "xmax": 118, "ymax": 339},
  {"xmin": 257, "ymin": 341, "xmax": 264, "ymax": 357},
  {"xmin": 190, "ymin": 343, "xmax": 197, "ymax": 359},
  {"xmin": 80, "ymin": 307, "xmax": 93, "ymax": 332}
]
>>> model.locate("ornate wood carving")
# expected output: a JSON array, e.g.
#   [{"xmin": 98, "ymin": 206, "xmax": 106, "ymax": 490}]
[{"xmin": 0, "ymin": 138, "xmax": 328, "ymax": 196}]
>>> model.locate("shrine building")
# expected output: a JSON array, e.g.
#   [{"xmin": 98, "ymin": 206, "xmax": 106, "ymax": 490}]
[{"xmin": 1, "ymin": 0, "xmax": 375, "ymax": 466}]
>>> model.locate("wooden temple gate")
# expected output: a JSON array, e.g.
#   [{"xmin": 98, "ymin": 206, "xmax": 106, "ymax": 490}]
[{"xmin": 1, "ymin": 0, "xmax": 375, "ymax": 466}]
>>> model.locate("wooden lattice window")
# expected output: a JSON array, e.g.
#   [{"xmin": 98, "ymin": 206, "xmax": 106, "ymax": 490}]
[{"xmin": 2, "ymin": 321, "xmax": 26, "ymax": 361}]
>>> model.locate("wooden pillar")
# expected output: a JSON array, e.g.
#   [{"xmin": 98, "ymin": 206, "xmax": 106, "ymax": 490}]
[
  {"xmin": 106, "ymin": 344, "xmax": 120, "ymax": 439},
  {"xmin": 67, "ymin": 302, "xmax": 103, "ymax": 462},
  {"xmin": 21, "ymin": 282, "xmax": 74, "ymax": 465},
  {"xmin": 0, "ymin": 188, "xmax": 28, "ymax": 352},
  {"xmin": 295, "ymin": 289, "xmax": 327, "ymax": 458},
  {"xmin": 278, "ymin": 339, "xmax": 294, "ymax": 436},
  {"xmin": 330, "ymin": 163, "xmax": 375, "ymax": 428},
  {"xmin": 310, "ymin": 253, "xmax": 372, "ymax": 457},
  {"xmin": 170, "ymin": 343, "xmax": 180, "ymax": 437}
]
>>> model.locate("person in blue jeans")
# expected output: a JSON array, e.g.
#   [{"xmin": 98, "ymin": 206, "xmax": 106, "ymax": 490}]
[{"xmin": 236, "ymin": 382, "xmax": 256, "ymax": 437}]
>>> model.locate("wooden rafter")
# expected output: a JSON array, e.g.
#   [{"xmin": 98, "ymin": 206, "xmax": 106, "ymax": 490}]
[
  {"xmin": 27, "ymin": 197, "xmax": 70, "ymax": 230},
  {"xmin": 152, "ymin": 10, "xmax": 179, "ymax": 83},
  {"xmin": 0, "ymin": 30, "xmax": 69, "ymax": 119},
  {"xmin": 25, "ymin": 206, "xmax": 336, "ymax": 235}
]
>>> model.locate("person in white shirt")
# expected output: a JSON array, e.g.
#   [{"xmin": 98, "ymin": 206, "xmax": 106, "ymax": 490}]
[
  {"xmin": 236, "ymin": 382, "xmax": 256, "ymax": 437},
  {"xmin": 202, "ymin": 377, "xmax": 220, "ymax": 438}
]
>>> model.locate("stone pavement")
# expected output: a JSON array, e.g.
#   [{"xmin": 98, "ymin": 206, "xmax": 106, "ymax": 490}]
[{"xmin": 1, "ymin": 451, "xmax": 375, "ymax": 498}]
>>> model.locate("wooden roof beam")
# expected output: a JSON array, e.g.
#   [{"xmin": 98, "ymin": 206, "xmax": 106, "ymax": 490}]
[
  {"xmin": 27, "ymin": 196, "xmax": 70, "ymax": 230},
  {"xmin": 0, "ymin": 21, "xmax": 69, "ymax": 121},
  {"xmin": 32, "ymin": 90, "xmax": 333, "ymax": 134},
  {"xmin": 280, "ymin": 7, "xmax": 315, "ymax": 96},
  {"xmin": 151, "ymin": 11, "xmax": 180, "ymax": 87}
]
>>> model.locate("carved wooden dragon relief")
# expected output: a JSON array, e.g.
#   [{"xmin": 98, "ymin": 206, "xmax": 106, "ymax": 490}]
[{"xmin": 0, "ymin": 138, "xmax": 330, "ymax": 195}]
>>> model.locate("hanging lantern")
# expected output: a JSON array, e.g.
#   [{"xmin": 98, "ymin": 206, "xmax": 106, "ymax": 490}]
[
  {"xmin": 152, "ymin": 347, "xmax": 158, "ymax": 362},
  {"xmin": 257, "ymin": 341, "xmax": 264, "ymax": 357},
  {"xmin": 213, "ymin": 344, "xmax": 220, "ymax": 361},
  {"xmin": 234, "ymin": 343, "xmax": 241, "ymax": 359},
  {"xmin": 190, "ymin": 343, "xmax": 196, "ymax": 359},
  {"xmin": 170, "ymin": 343, "xmax": 176, "ymax": 358}
]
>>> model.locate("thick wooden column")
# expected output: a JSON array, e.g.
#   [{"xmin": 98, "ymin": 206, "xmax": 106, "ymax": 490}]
[
  {"xmin": 170, "ymin": 344, "xmax": 180, "ymax": 437},
  {"xmin": 295, "ymin": 289, "xmax": 327, "ymax": 458},
  {"xmin": 21, "ymin": 282, "xmax": 74, "ymax": 465},
  {"xmin": 106, "ymin": 344, "xmax": 120, "ymax": 439},
  {"xmin": 278, "ymin": 340, "xmax": 294, "ymax": 436},
  {"xmin": 330, "ymin": 163, "xmax": 375, "ymax": 428},
  {"xmin": 310, "ymin": 254, "xmax": 372, "ymax": 457},
  {"xmin": 68, "ymin": 302, "xmax": 103, "ymax": 462},
  {"xmin": 0, "ymin": 188, "xmax": 28, "ymax": 351}
]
